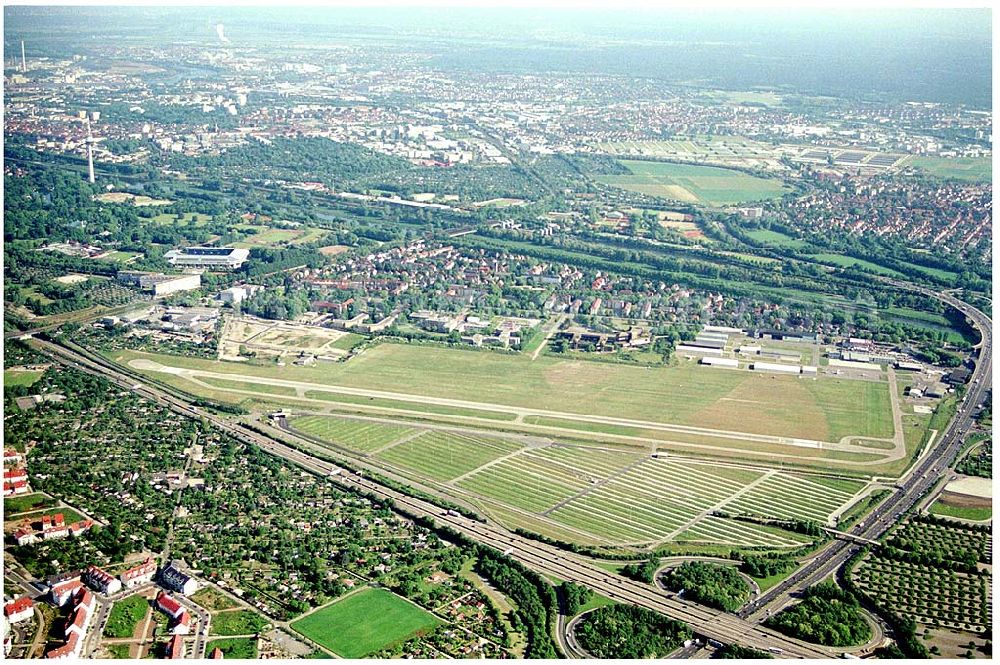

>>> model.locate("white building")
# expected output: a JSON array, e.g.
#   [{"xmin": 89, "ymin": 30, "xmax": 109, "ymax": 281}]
[
  {"xmin": 750, "ymin": 362, "xmax": 801, "ymax": 374},
  {"xmin": 118, "ymin": 272, "xmax": 201, "ymax": 296},
  {"xmin": 120, "ymin": 558, "xmax": 157, "ymax": 588},
  {"xmin": 164, "ymin": 247, "xmax": 249, "ymax": 270},
  {"xmin": 700, "ymin": 357, "xmax": 739, "ymax": 368},
  {"xmin": 84, "ymin": 565, "xmax": 122, "ymax": 595}
]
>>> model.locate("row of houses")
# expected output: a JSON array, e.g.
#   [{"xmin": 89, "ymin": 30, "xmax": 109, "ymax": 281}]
[
  {"xmin": 12, "ymin": 513, "xmax": 94, "ymax": 545},
  {"xmin": 45, "ymin": 587, "xmax": 94, "ymax": 659},
  {"xmin": 3, "ymin": 466, "xmax": 30, "ymax": 497}
]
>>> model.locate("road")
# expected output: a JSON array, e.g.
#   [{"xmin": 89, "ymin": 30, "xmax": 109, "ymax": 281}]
[
  {"xmin": 25, "ymin": 281, "xmax": 990, "ymax": 659},
  {"xmin": 740, "ymin": 283, "xmax": 992, "ymax": 623}
]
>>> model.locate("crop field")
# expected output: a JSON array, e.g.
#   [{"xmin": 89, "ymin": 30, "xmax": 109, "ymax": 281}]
[
  {"xmin": 290, "ymin": 588, "xmax": 441, "ymax": 658},
  {"xmin": 291, "ymin": 416, "xmax": 418, "ymax": 453},
  {"xmin": 375, "ymin": 430, "xmax": 522, "ymax": 482},
  {"xmin": 597, "ymin": 160, "xmax": 791, "ymax": 206}
]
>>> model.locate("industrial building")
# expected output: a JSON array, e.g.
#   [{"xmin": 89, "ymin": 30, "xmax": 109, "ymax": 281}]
[
  {"xmin": 118, "ymin": 272, "xmax": 201, "ymax": 296},
  {"xmin": 164, "ymin": 246, "xmax": 249, "ymax": 270},
  {"xmin": 750, "ymin": 361, "xmax": 801, "ymax": 374},
  {"xmin": 700, "ymin": 357, "xmax": 739, "ymax": 369}
]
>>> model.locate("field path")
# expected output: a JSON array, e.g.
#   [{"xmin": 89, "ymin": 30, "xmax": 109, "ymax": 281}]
[
  {"xmin": 366, "ymin": 430, "xmax": 426, "ymax": 456},
  {"xmin": 531, "ymin": 313, "xmax": 569, "ymax": 361},
  {"xmin": 539, "ymin": 456, "xmax": 648, "ymax": 516}
]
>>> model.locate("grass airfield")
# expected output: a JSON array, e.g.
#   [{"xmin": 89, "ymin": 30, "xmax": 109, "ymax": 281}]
[{"xmin": 109, "ymin": 341, "xmax": 932, "ymax": 547}]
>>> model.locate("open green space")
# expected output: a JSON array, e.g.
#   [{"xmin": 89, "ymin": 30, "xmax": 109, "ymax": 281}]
[
  {"xmin": 303, "ymin": 389, "xmax": 518, "ymax": 421},
  {"xmin": 928, "ymin": 500, "xmax": 991, "ymax": 522},
  {"xmin": 192, "ymin": 587, "xmax": 240, "ymax": 611},
  {"xmin": 598, "ymin": 161, "xmax": 790, "ymax": 206},
  {"xmin": 811, "ymin": 253, "xmax": 903, "ymax": 277},
  {"xmin": 103, "ymin": 595, "xmax": 150, "ymax": 638},
  {"xmin": 206, "ymin": 637, "xmax": 258, "ymax": 659},
  {"xmin": 289, "ymin": 416, "xmax": 417, "ymax": 453},
  {"xmin": 290, "ymin": 587, "xmax": 441, "ymax": 658},
  {"xmin": 907, "ymin": 156, "xmax": 991, "ymax": 183},
  {"xmin": 209, "ymin": 609, "xmax": 269, "ymax": 636},
  {"xmin": 4, "ymin": 369, "xmax": 45, "ymax": 387},
  {"xmin": 115, "ymin": 345, "xmax": 894, "ymax": 445},
  {"xmin": 4, "ymin": 492, "xmax": 58, "ymax": 515},
  {"xmin": 743, "ymin": 228, "xmax": 806, "ymax": 248},
  {"xmin": 376, "ymin": 430, "xmax": 522, "ymax": 481}
]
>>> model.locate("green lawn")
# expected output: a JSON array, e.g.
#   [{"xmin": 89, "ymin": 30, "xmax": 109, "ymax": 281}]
[
  {"xmin": 4, "ymin": 493, "xmax": 58, "ymax": 515},
  {"xmin": 811, "ymin": 253, "xmax": 903, "ymax": 277},
  {"xmin": 116, "ymin": 345, "xmax": 894, "ymax": 443},
  {"xmin": 743, "ymin": 228, "xmax": 806, "ymax": 249},
  {"xmin": 929, "ymin": 500, "xmax": 991, "ymax": 522},
  {"xmin": 598, "ymin": 161, "xmax": 790, "ymax": 206},
  {"xmin": 376, "ymin": 431, "xmax": 522, "ymax": 481},
  {"xmin": 4, "ymin": 369, "xmax": 44, "ymax": 387},
  {"xmin": 104, "ymin": 595, "xmax": 149, "ymax": 638},
  {"xmin": 290, "ymin": 588, "xmax": 441, "ymax": 658},
  {"xmin": 908, "ymin": 156, "xmax": 991, "ymax": 183},
  {"xmin": 192, "ymin": 587, "xmax": 240, "ymax": 611},
  {"xmin": 209, "ymin": 609, "xmax": 269, "ymax": 636},
  {"xmin": 206, "ymin": 637, "xmax": 258, "ymax": 659},
  {"xmin": 290, "ymin": 416, "xmax": 417, "ymax": 453}
]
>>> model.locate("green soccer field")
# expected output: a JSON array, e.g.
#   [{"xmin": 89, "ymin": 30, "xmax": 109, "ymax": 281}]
[
  {"xmin": 290, "ymin": 588, "xmax": 440, "ymax": 657},
  {"xmin": 598, "ymin": 160, "xmax": 791, "ymax": 206}
]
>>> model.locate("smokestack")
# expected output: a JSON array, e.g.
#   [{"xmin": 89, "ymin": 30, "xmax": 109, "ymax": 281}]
[
  {"xmin": 86, "ymin": 119, "xmax": 96, "ymax": 184},
  {"xmin": 21, "ymin": 40, "xmax": 26, "ymax": 73}
]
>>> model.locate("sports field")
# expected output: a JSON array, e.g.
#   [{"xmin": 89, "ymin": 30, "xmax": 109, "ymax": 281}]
[
  {"xmin": 290, "ymin": 588, "xmax": 440, "ymax": 657},
  {"xmin": 597, "ymin": 161, "xmax": 791, "ymax": 206}
]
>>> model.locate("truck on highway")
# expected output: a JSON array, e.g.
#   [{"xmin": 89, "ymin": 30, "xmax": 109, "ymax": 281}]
[{"xmin": 768, "ymin": 647, "xmax": 783, "ymax": 654}]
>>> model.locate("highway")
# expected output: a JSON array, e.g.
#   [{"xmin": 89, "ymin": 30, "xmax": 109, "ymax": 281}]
[
  {"xmin": 740, "ymin": 284, "xmax": 992, "ymax": 622},
  {"xmin": 26, "ymin": 282, "xmax": 990, "ymax": 660}
]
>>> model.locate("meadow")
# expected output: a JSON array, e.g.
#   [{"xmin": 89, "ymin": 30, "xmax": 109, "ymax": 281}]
[
  {"xmin": 117, "ymin": 345, "xmax": 895, "ymax": 444},
  {"xmin": 290, "ymin": 588, "xmax": 440, "ymax": 658},
  {"xmin": 907, "ymin": 156, "xmax": 991, "ymax": 183},
  {"xmin": 598, "ymin": 160, "xmax": 790, "ymax": 206}
]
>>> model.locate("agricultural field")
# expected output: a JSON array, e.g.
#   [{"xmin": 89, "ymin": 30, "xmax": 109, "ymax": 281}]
[
  {"xmin": 290, "ymin": 588, "xmax": 441, "ymax": 658},
  {"xmin": 291, "ymin": 415, "xmax": 418, "ymax": 453},
  {"xmin": 375, "ymin": 430, "xmax": 523, "ymax": 482},
  {"xmin": 597, "ymin": 160, "xmax": 791, "ymax": 206},
  {"xmin": 852, "ymin": 516, "xmax": 992, "ymax": 644},
  {"xmin": 906, "ymin": 156, "xmax": 992, "ymax": 183}
]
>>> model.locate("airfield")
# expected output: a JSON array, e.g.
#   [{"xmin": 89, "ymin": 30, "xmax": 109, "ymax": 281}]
[{"xmin": 111, "ymin": 333, "xmax": 938, "ymax": 549}]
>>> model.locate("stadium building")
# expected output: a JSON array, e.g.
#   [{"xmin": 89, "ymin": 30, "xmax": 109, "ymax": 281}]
[{"xmin": 163, "ymin": 247, "xmax": 249, "ymax": 270}]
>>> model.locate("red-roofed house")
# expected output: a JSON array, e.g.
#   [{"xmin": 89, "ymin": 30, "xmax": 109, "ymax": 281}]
[
  {"xmin": 50, "ymin": 579, "xmax": 84, "ymax": 607},
  {"xmin": 4, "ymin": 597, "xmax": 33, "ymax": 624},
  {"xmin": 156, "ymin": 592, "xmax": 185, "ymax": 619},
  {"xmin": 68, "ymin": 520, "xmax": 94, "ymax": 537},
  {"xmin": 120, "ymin": 557, "xmax": 157, "ymax": 588},
  {"xmin": 45, "ymin": 632, "xmax": 80, "ymax": 659},
  {"xmin": 168, "ymin": 634, "xmax": 185, "ymax": 659},
  {"xmin": 3, "ymin": 467, "xmax": 27, "ymax": 483},
  {"xmin": 84, "ymin": 564, "xmax": 122, "ymax": 595},
  {"xmin": 3, "ymin": 448, "xmax": 22, "ymax": 465},
  {"xmin": 3, "ymin": 479, "xmax": 29, "ymax": 496},
  {"xmin": 170, "ymin": 610, "xmax": 191, "ymax": 635},
  {"xmin": 13, "ymin": 525, "xmax": 37, "ymax": 546},
  {"xmin": 209, "ymin": 647, "xmax": 224, "ymax": 659}
]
